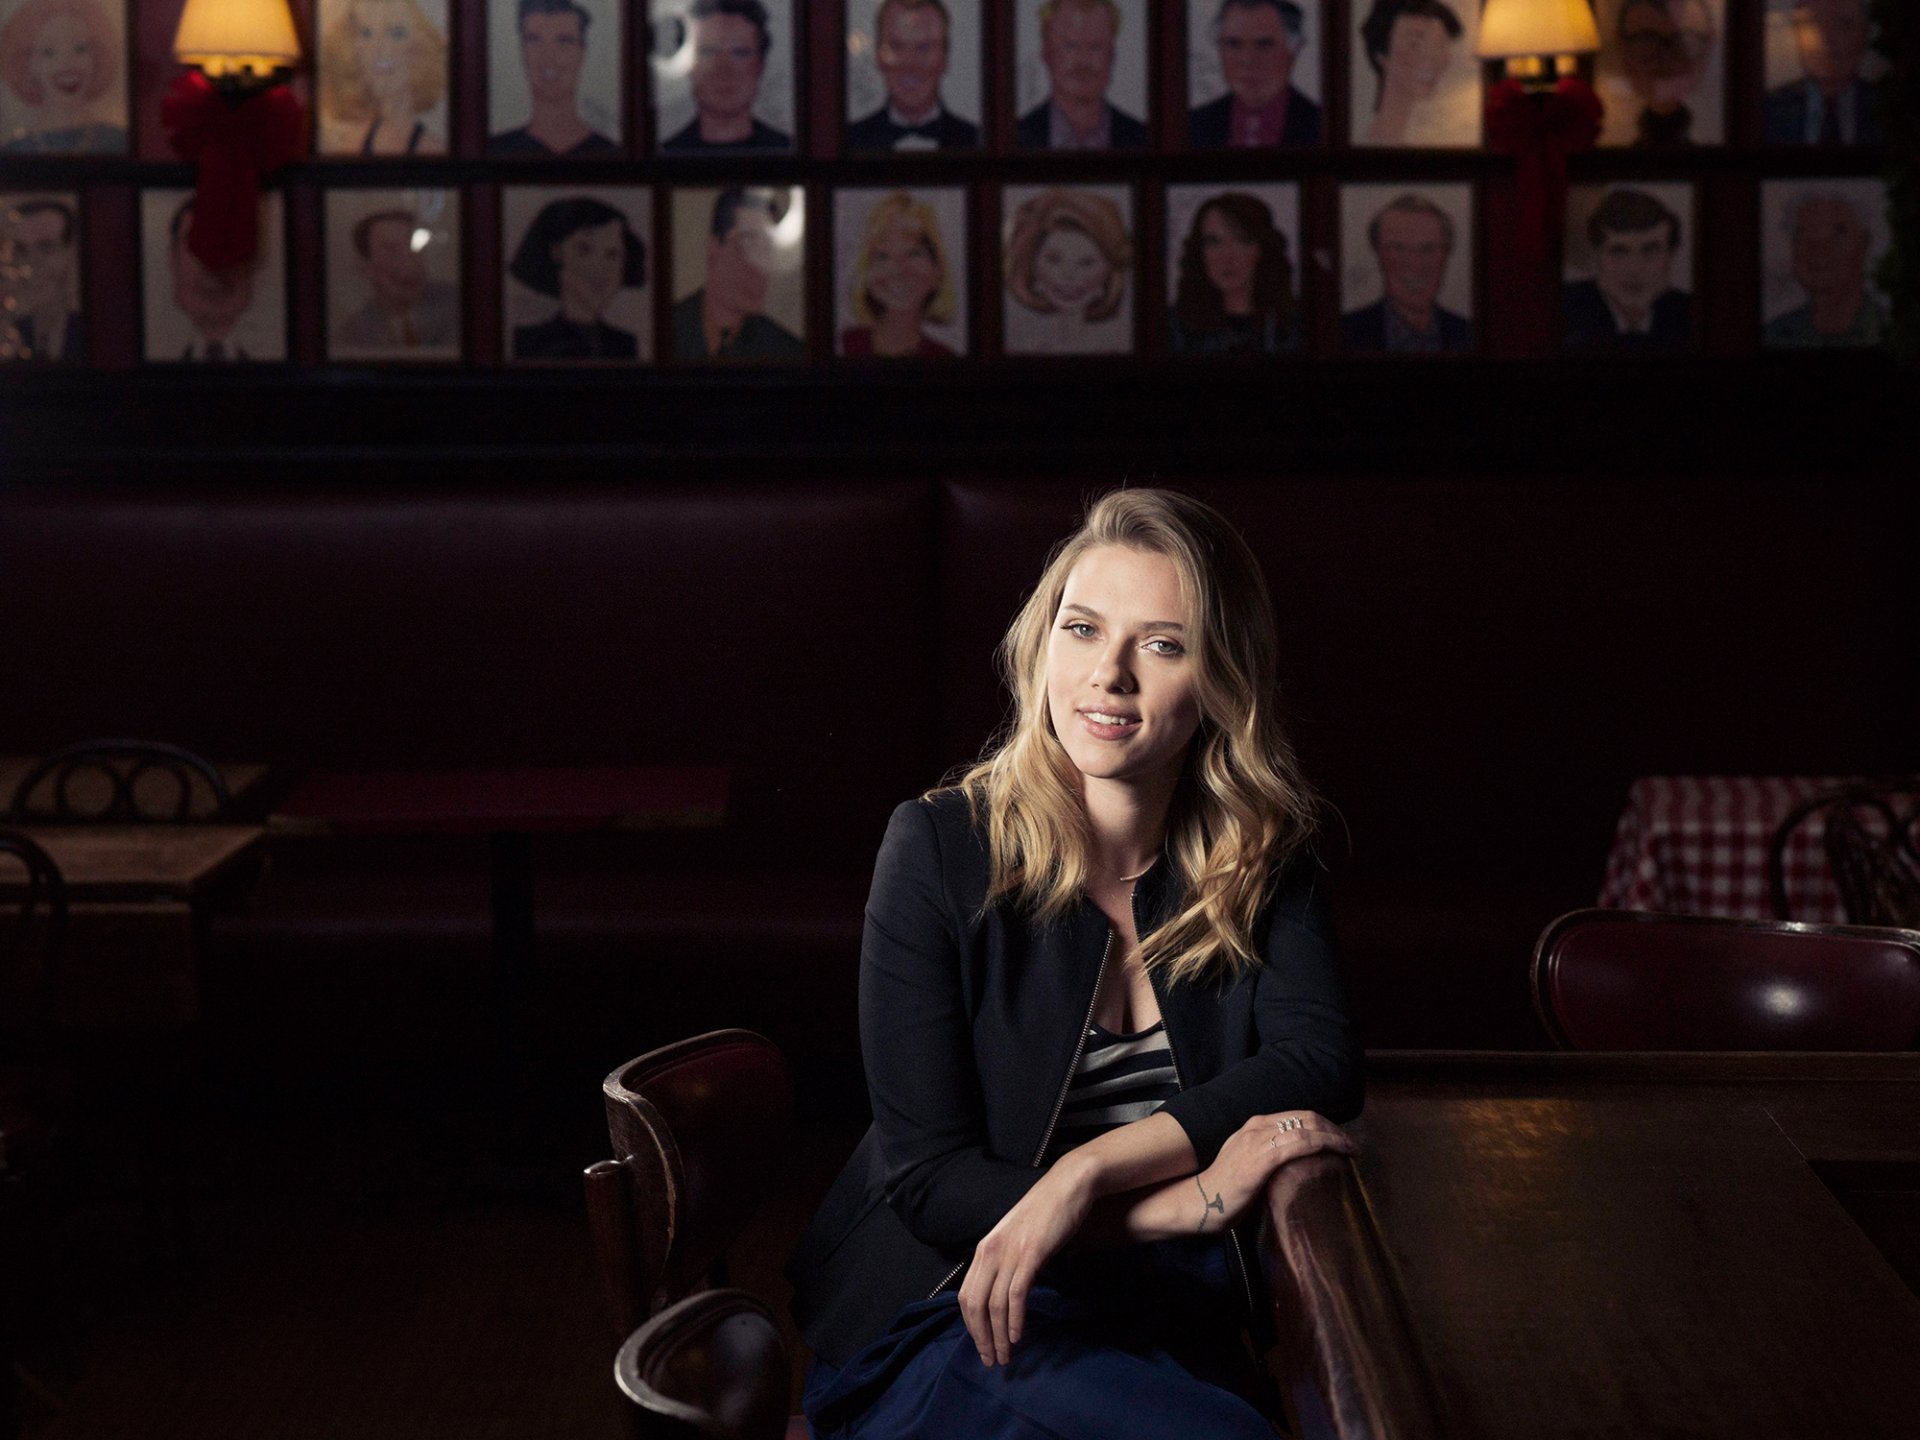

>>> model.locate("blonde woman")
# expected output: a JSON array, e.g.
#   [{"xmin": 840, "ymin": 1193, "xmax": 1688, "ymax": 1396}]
[
  {"xmin": 842, "ymin": 191, "xmax": 957, "ymax": 359},
  {"xmin": 319, "ymin": 0, "xmax": 449, "ymax": 155},
  {"xmin": 0, "ymin": 0, "xmax": 126, "ymax": 153},
  {"xmin": 1003, "ymin": 187, "xmax": 1133, "ymax": 355},
  {"xmin": 789, "ymin": 488, "xmax": 1361, "ymax": 1438}
]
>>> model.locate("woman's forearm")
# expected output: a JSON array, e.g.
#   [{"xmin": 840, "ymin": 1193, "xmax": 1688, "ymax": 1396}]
[
  {"xmin": 1047, "ymin": 1111, "xmax": 1198, "ymax": 1204},
  {"xmin": 1073, "ymin": 1171, "xmax": 1224, "ymax": 1247}
]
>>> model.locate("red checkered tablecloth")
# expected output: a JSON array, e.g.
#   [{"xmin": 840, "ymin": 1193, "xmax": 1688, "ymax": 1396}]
[{"xmin": 1598, "ymin": 776, "xmax": 1853, "ymax": 923}]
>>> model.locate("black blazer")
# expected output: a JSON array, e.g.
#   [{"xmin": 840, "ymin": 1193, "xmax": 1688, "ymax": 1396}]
[
  {"xmin": 1340, "ymin": 298, "xmax": 1474, "ymax": 354},
  {"xmin": 1762, "ymin": 77, "xmax": 1884, "ymax": 146},
  {"xmin": 1562, "ymin": 280, "xmax": 1692, "ymax": 352},
  {"xmin": 786, "ymin": 792, "xmax": 1363, "ymax": 1367},
  {"xmin": 1186, "ymin": 88, "xmax": 1322, "ymax": 148},
  {"xmin": 1013, "ymin": 100, "xmax": 1149, "ymax": 149},
  {"xmin": 844, "ymin": 105, "xmax": 979, "ymax": 151}
]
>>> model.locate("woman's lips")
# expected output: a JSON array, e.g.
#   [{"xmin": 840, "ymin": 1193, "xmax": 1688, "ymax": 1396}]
[
  {"xmin": 1079, "ymin": 710, "xmax": 1141, "ymax": 741},
  {"xmin": 52, "ymin": 70, "xmax": 84, "ymax": 93}
]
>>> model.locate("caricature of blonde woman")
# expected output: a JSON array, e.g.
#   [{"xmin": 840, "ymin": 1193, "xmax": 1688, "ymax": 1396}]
[
  {"xmin": 1003, "ymin": 187, "xmax": 1132, "ymax": 355},
  {"xmin": 0, "ymin": 0, "xmax": 127, "ymax": 154},
  {"xmin": 319, "ymin": 0, "xmax": 450, "ymax": 155}
]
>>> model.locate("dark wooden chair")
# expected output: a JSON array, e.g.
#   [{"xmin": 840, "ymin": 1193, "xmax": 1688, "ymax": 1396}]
[
  {"xmin": 1768, "ymin": 780, "xmax": 1920, "ymax": 929},
  {"xmin": 6, "ymin": 740, "xmax": 231, "ymax": 824},
  {"xmin": 1, "ymin": 828, "xmax": 69, "ymax": 1440},
  {"xmin": 614, "ymin": 1289, "xmax": 794, "ymax": 1440},
  {"xmin": 584, "ymin": 1029, "xmax": 805, "ymax": 1440},
  {"xmin": 1532, "ymin": 908, "xmax": 1920, "ymax": 1050}
]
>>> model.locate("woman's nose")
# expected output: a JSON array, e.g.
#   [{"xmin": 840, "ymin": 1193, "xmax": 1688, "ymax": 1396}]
[{"xmin": 1090, "ymin": 646, "xmax": 1134, "ymax": 692}]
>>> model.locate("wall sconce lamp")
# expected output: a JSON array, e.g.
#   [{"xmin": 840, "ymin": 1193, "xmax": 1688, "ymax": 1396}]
[
  {"xmin": 1480, "ymin": 0, "xmax": 1605, "ymax": 302},
  {"xmin": 163, "ymin": 0, "xmax": 307, "ymax": 270},
  {"xmin": 1477, "ymin": 0, "xmax": 1601, "ymax": 89},
  {"xmin": 172, "ymin": 0, "xmax": 303, "ymax": 97}
]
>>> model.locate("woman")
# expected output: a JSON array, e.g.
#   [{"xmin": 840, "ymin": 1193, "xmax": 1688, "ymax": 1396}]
[
  {"xmin": 1357, "ymin": 0, "xmax": 1461, "ymax": 145},
  {"xmin": 508, "ymin": 196, "xmax": 646, "ymax": 362},
  {"xmin": 1003, "ymin": 188, "xmax": 1133, "ymax": 356},
  {"xmin": 788, "ymin": 488, "xmax": 1363, "ymax": 1438},
  {"xmin": 1169, "ymin": 193, "xmax": 1300, "ymax": 357},
  {"xmin": 319, "ymin": 0, "xmax": 449, "ymax": 156},
  {"xmin": 0, "ymin": 0, "xmax": 126, "ymax": 154},
  {"xmin": 841, "ymin": 192, "xmax": 958, "ymax": 360}
]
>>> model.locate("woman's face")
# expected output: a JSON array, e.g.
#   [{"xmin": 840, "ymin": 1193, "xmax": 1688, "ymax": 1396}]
[
  {"xmin": 1044, "ymin": 545, "xmax": 1202, "ymax": 793},
  {"xmin": 1381, "ymin": 13, "xmax": 1452, "ymax": 100},
  {"xmin": 864, "ymin": 221, "xmax": 940, "ymax": 319},
  {"xmin": 26, "ymin": 11, "xmax": 96, "ymax": 112},
  {"xmin": 1199, "ymin": 208, "xmax": 1259, "ymax": 300},
  {"xmin": 554, "ymin": 218, "xmax": 626, "ymax": 315},
  {"xmin": 1033, "ymin": 226, "xmax": 1108, "ymax": 316},
  {"xmin": 351, "ymin": 0, "xmax": 422, "ymax": 103}
]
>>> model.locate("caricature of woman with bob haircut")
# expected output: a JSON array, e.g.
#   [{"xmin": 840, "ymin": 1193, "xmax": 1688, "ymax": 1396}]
[
  {"xmin": 508, "ymin": 195, "xmax": 648, "ymax": 361},
  {"xmin": 1003, "ymin": 187, "xmax": 1133, "ymax": 355},
  {"xmin": 1170, "ymin": 191, "xmax": 1299, "ymax": 356},
  {"xmin": 0, "ymin": 0, "xmax": 126, "ymax": 154},
  {"xmin": 319, "ymin": 0, "xmax": 450, "ymax": 155},
  {"xmin": 789, "ymin": 486, "xmax": 1362, "ymax": 1439},
  {"xmin": 842, "ymin": 191, "xmax": 959, "ymax": 359}
]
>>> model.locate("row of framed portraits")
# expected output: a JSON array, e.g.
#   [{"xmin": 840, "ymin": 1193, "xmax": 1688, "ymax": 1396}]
[
  {"xmin": 0, "ymin": 0, "xmax": 1895, "ymax": 159},
  {"xmin": 2, "ymin": 175, "xmax": 1892, "ymax": 365}
]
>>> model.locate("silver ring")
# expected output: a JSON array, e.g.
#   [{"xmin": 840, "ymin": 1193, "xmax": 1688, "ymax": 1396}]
[{"xmin": 1275, "ymin": 1117, "xmax": 1303, "ymax": 1133}]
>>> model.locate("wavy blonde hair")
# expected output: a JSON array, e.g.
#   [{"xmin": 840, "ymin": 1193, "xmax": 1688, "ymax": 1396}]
[
  {"xmin": 950, "ymin": 487, "xmax": 1319, "ymax": 987},
  {"xmin": 320, "ymin": 0, "xmax": 449, "ymax": 125}
]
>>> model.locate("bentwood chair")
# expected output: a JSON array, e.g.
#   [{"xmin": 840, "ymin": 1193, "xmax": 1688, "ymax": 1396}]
[
  {"xmin": 6, "ymin": 740, "xmax": 231, "ymax": 824},
  {"xmin": 1531, "ymin": 908, "xmax": 1920, "ymax": 1050},
  {"xmin": 1767, "ymin": 780, "xmax": 1920, "ymax": 929},
  {"xmin": 1, "ymin": 829, "xmax": 69, "ymax": 1440},
  {"xmin": 585, "ymin": 1029, "xmax": 805, "ymax": 1440}
]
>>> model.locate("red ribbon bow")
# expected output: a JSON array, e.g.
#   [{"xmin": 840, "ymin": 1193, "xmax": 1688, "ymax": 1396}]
[
  {"xmin": 1485, "ymin": 77, "xmax": 1604, "ymax": 269},
  {"xmin": 161, "ymin": 70, "xmax": 306, "ymax": 272}
]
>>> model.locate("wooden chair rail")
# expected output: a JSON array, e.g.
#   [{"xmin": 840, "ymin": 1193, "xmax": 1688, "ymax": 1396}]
[{"xmin": 1258, "ymin": 1154, "xmax": 1451, "ymax": 1440}]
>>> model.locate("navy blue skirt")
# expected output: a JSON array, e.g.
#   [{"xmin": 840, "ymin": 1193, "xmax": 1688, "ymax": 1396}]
[{"xmin": 803, "ymin": 1237, "xmax": 1283, "ymax": 1439}]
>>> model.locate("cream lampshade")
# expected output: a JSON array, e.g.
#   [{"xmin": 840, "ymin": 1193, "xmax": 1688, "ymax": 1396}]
[
  {"xmin": 1477, "ymin": 0, "xmax": 1600, "ymax": 82},
  {"xmin": 173, "ymin": 0, "xmax": 303, "ymax": 79}
]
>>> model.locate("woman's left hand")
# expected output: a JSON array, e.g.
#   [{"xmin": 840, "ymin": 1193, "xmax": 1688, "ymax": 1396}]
[{"xmin": 957, "ymin": 1163, "xmax": 1095, "ymax": 1369}]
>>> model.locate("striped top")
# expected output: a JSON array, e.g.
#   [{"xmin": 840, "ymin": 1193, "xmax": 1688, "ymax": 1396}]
[{"xmin": 1042, "ymin": 1020, "xmax": 1181, "ymax": 1163}]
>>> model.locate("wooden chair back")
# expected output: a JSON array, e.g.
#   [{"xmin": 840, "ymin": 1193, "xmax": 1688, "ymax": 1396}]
[
  {"xmin": 613, "ymin": 1290, "xmax": 794, "ymax": 1440},
  {"xmin": 584, "ymin": 1029, "xmax": 793, "ymax": 1349},
  {"xmin": 7, "ymin": 740, "xmax": 231, "ymax": 824},
  {"xmin": 1532, "ymin": 908, "xmax": 1920, "ymax": 1050}
]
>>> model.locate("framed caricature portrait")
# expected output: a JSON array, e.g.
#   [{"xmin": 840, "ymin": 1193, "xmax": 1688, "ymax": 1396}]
[
  {"xmin": 315, "ymin": 0, "xmax": 452, "ymax": 156},
  {"xmin": 1, "ymin": 190, "xmax": 82, "ymax": 363},
  {"xmin": 140, "ymin": 188, "xmax": 288, "ymax": 363},
  {"xmin": 845, "ymin": 0, "xmax": 982, "ymax": 152},
  {"xmin": 651, "ymin": 0, "xmax": 796, "ymax": 154},
  {"xmin": 1348, "ymin": 0, "xmax": 1480, "ymax": 148},
  {"xmin": 1562, "ymin": 183, "xmax": 1695, "ymax": 353},
  {"xmin": 323, "ymin": 187, "xmax": 462, "ymax": 362},
  {"xmin": 1338, "ymin": 182, "xmax": 1474, "ymax": 355},
  {"xmin": 1759, "ymin": 177, "xmax": 1889, "ymax": 350},
  {"xmin": 1002, "ymin": 183, "xmax": 1134, "ymax": 356},
  {"xmin": 669, "ymin": 185, "xmax": 806, "ymax": 361},
  {"xmin": 502, "ymin": 186, "xmax": 652, "ymax": 363},
  {"xmin": 488, "ymin": 0, "xmax": 624, "ymax": 156},
  {"xmin": 1761, "ymin": 0, "xmax": 1887, "ymax": 147},
  {"xmin": 1186, "ymin": 0, "xmax": 1323, "ymax": 149},
  {"xmin": 833, "ymin": 187, "xmax": 967, "ymax": 358},
  {"xmin": 1593, "ymin": 0, "xmax": 1725, "ymax": 148},
  {"xmin": 1165, "ymin": 182, "xmax": 1302, "ymax": 356},
  {"xmin": 1013, "ymin": 0, "xmax": 1149, "ymax": 150},
  {"xmin": 0, "ymin": 0, "xmax": 128, "ymax": 154}
]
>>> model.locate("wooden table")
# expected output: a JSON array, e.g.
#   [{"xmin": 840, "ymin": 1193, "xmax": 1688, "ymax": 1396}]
[
  {"xmin": 1259, "ymin": 1051, "xmax": 1920, "ymax": 1440},
  {"xmin": 0, "ymin": 825, "xmax": 266, "ymax": 1028}
]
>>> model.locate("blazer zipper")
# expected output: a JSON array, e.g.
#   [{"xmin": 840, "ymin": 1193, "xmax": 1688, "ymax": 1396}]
[
  {"xmin": 925, "ymin": 928, "xmax": 1114, "ymax": 1300},
  {"xmin": 1135, "ymin": 888, "xmax": 1260, "ymax": 1327}
]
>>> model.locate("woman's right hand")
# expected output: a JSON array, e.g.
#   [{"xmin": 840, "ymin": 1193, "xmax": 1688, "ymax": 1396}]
[{"xmin": 1190, "ymin": 1110, "xmax": 1356, "ymax": 1232}]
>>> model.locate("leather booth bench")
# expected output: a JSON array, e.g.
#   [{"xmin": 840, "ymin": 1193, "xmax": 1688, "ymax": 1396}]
[{"xmin": 3, "ymin": 474, "xmax": 1910, "ymax": 1117}]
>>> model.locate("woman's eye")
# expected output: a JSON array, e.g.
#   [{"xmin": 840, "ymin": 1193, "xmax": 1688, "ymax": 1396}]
[
  {"xmin": 1062, "ymin": 621, "xmax": 1096, "ymax": 639},
  {"xmin": 1145, "ymin": 639, "xmax": 1184, "ymax": 657}
]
